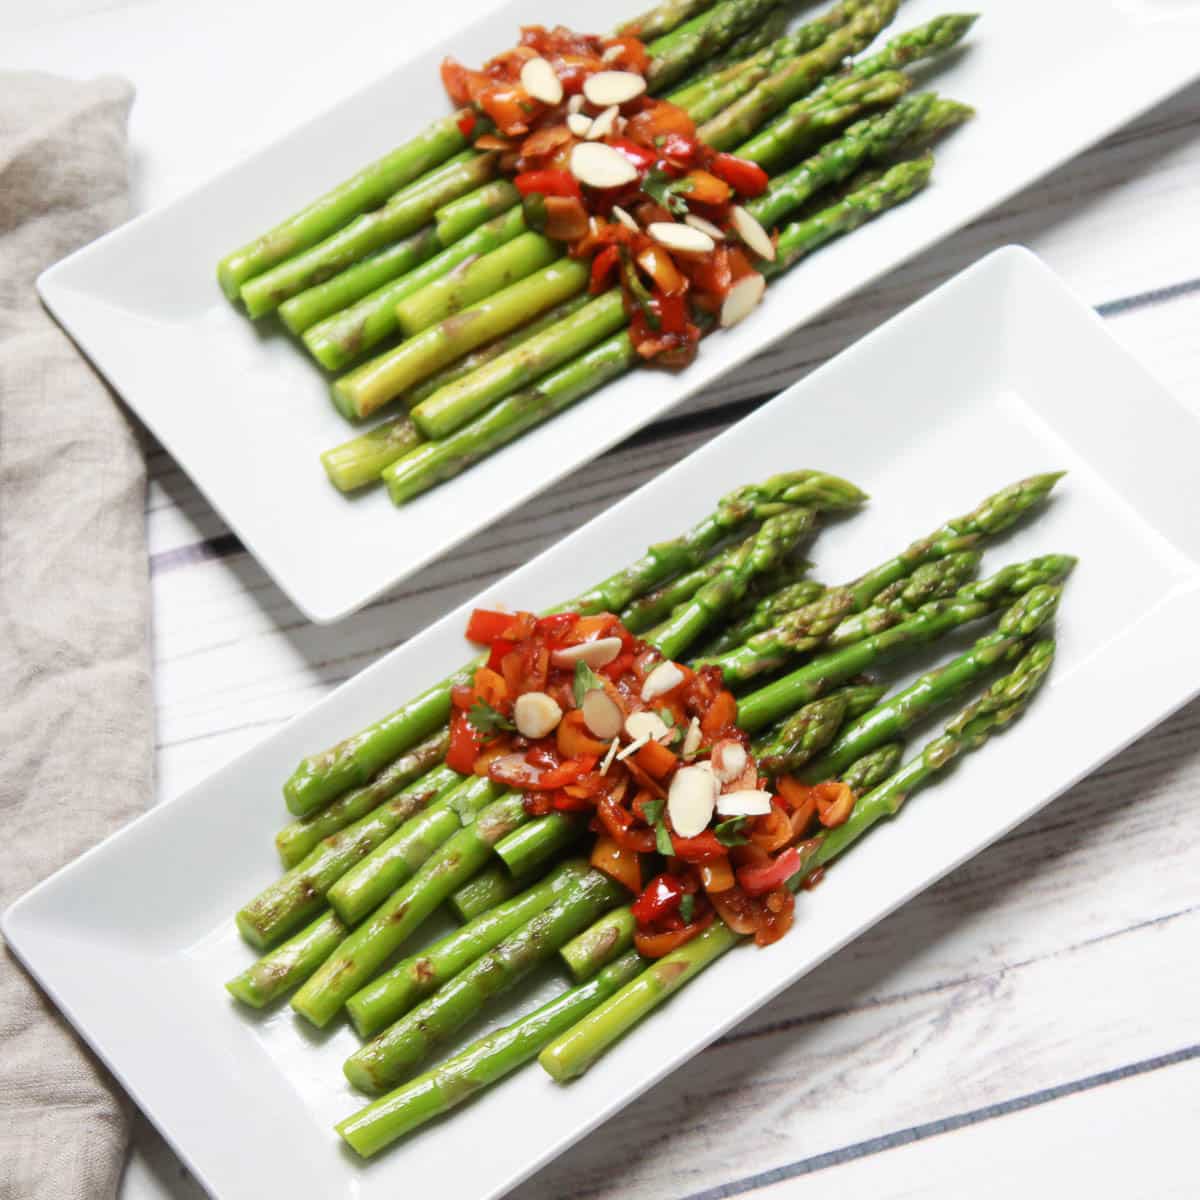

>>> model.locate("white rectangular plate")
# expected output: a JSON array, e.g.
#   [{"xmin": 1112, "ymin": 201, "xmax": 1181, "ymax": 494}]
[
  {"xmin": 36, "ymin": 0, "xmax": 1200, "ymax": 621},
  {"xmin": 9, "ymin": 248, "xmax": 1200, "ymax": 1200}
]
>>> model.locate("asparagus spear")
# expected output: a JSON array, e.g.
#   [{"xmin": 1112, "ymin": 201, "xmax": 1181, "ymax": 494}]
[
  {"xmin": 321, "ymin": 294, "xmax": 593, "ymax": 492},
  {"xmin": 697, "ymin": 1, "xmax": 899, "ymax": 150},
  {"xmin": 704, "ymin": 578, "xmax": 827, "ymax": 653},
  {"xmin": 619, "ymin": 0, "xmax": 719, "ymax": 40},
  {"xmin": 284, "ymin": 472, "xmax": 837, "ymax": 814},
  {"xmin": 240, "ymin": 150, "xmax": 497, "ymax": 318},
  {"xmin": 559, "ymin": 906, "xmax": 638, "ymax": 983},
  {"xmin": 303, "ymin": 206, "xmax": 527, "ymax": 373},
  {"xmin": 347, "ymin": 860, "xmax": 592, "ymax": 1037},
  {"xmin": 409, "ymin": 290, "xmax": 629, "ymax": 439},
  {"xmin": 333, "ymin": 258, "xmax": 590, "ymax": 420},
  {"xmin": 216, "ymin": 111, "xmax": 472, "ymax": 300},
  {"xmin": 735, "ymin": 13, "xmax": 980, "ymax": 166},
  {"xmin": 226, "ymin": 910, "xmax": 347, "ymax": 1009},
  {"xmin": 237, "ymin": 765, "xmax": 465, "ymax": 948},
  {"xmin": 274, "ymin": 728, "xmax": 449, "ymax": 867},
  {"xmin": 801, "ymin": 586, "xmax": 1063, "ymax": 781},
  {"xmin": 435, "ymin": 179, "xmax": 522, "ymax": 246},
  {"xmin": 343, "ymin": 869, "xmax": 628, "ymax": 1092},
  {"xmin": 449, "ymin": 863, "xmax": 528, "ymax": 922},
  {"xmin": 755, "ymin": 681, "xmax": 888, "ymax": 776},
  {"xmin": 494, "ymin": 812, "xmax": 587, "ymax": 879},
  {"xmin": 395, "ymin": 232, "xmax": 561, "ymax": 337},
  {"xmin": 735, "ymin": 555, "xmax": 1075, "ymax": 733},
  {"xmin": 646, "ymin": 0, "xmax": 786, "ymax": 91},
  {"xmin": 538, "ymin": 641, "xmax": 1054, "ymax": 1081},
  {"xmin": 838, "ymin": 740, "xmax": 902, "ymax": 790},
  {"xmin": 336, "ymin": 950, "xmax": 645, "ymax": 1158},
  {"xmin": 292, "ymin": 789, "xmax": 525, "ymax": 1027},
  {"xmin": 277, "ymin": 226, "xmax": 442, "ymax": 335}
]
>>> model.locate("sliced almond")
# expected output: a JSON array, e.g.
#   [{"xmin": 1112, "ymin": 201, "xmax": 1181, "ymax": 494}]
[
  {"xmin": 625, "ymin": 710, "xmax": 671, "ymax": 743},
  {"xmin": 641, "ymin": 660, "xmax": 685, "ymax": 702},
  {"xmin": 581, "ymin": 688, "xmax": 623, "ymax": 740},
  {"xmin": 730, "ymin": 204, "xmax": 775, "ymax": 262},
  {"xmin": 566, "ymin": 112, "xmax": 593, "ymax": 138},
  {"xmin": 570, "ymin": 142, "xmax": 639, "ymax": 189},
  {"xmin": 616, "ymin": 734, "xmax": 650, "ymax": 762},
  {"xmin": 599, "ymin": 736, "xmax": 621, "ymax": 775},
  {"xmin": 647, "ymin": 221, "xmax": 715, "ymax": 255},
  {"xmin": 567, "ymin": 93, "xmax": 585, "ymax": 115},
  {"xmin": 513, "ymin": 691, "xmax": 562, "ymax": 739},
  {"xmin": 601, "ymin": 44, "xmax": 625, "ymax": 63},
  {"xmin": 715, "ymin": 789, "xmax": 774, "ymax": 817},
  {"xmin": 710, "ymin": 739, "xmax": 748, "ymax": 784},
  {"xmin": 719, "ymin": 272, "xmax": 766, "ymax": 328},
  {"xmin": 612, "ymin": 204, "xmax": 639, "ymax": 232},
  {"xmin": 681, "ymin": 716, "xmax": 703, "ymax": 760},
  {"xmin": 551, "ymin": 636, "xmax": 622, "ymax": 670},
  {"xmin": 583, "ymin": 70, "xmax": 646, "ymax": 108},
  {"xmin": 668, "ymin": 765, "xmax": 719, "ymax": 837},
  {"xmin": 520, "ymin": 57, "xmax": 564, "ymax": 106},
  {"xmin": 586, "ymin": 104, "xmax": 619, "ymax": 141},
  {"xmin": 684, "ymin": 213, "xmax": 725, "ymax": 241}
]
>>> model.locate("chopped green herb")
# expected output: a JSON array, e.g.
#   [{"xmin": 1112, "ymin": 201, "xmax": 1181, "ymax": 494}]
[
  {"xmin": 655, "ymin": 820, "xmax": 675, "ymax": 856},
  {"xmin": 641, "ymin": 798, "xmax": 665, "ymax": 825},
  {"xmin": 656, "ymin": 708, "xmax": 676, "ymax": 727},
  {"xmin": 679, "ymin": 893, "xmax": 696, "ymax": 923},
  {"xmin": 573, "ymin": 660, "xmax": 605, "ymax": 707},
  {"xmin": 643, "ymin": 166, "xmax": 692, "ymax": 216},
  {"xmin": 467, "ymin": 700, "xmax": 514, "ymax": 737},
  {"xmin": 714, "ymin": 816, "xmax": 750, "ymax": 846}
]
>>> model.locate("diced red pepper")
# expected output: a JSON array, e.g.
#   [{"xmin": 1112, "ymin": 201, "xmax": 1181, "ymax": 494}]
[
  {"xmin": 669, "ymin": 830, "xmax": 728, "ymax": 863},
  {"xmin": 709, "ymin": 153, "xmax": 770, "ymax": 197},
  {"xmin": 591, "ymin": 244, "xmax": 621, "ymax": 294},
  {"xmin": 466, "ymin": 608, "xmax": 519, "ymax": 645},
  {"xmin": 447, "ymin": 710, "xmax": 485, "ymax": 774},
  {"xmin": 514, "ymin": 168, "xmax": 582, "ymax": 200},
  {"xmin": 736, "ymin": 845, "xmax": 809, "ymax": 897},
  {"xmin": 633, "ymin": 910, "xmax": 713, "ymax": 957},
  {"xmin": 608, "ymin": 138, "xmax": 656, "ymax": 172},
  {"xmin": 552, "ymin": 789, "xmax": 596, "ymax": 812},
  {"xmin": 597, "ymin": 794, "xmax": 657, "ymax": 853},
  {"xmin": 456, "ymin": 109, "xmax": 477, "ymax": 138},
  {"xmin": 534, "ymin": 612, "xmax": 577, "ymax": 642},
  {"xmin": 486, "ymin": 637, "xmax": 517, "ymax": 672},
  {"xmin": 658, "ymin": 133, "xmax": 701, "ymax": 167},
  {"xmin": 631, "ymin": 873, "xmax": 685, "ymax": 924},
  {"xmin": 538, "ymin": 755, "xmax": 598, "ymax": 789}
]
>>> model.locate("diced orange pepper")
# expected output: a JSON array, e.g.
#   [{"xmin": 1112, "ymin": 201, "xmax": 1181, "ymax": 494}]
[
  {"xmin": 633, "ymin": 739, "xmax": 678, "ymax": 780},
  {"xmin": 556, "ymin": 709, "xmax": 609, "ymax": 760},
  {"xmin": 590, "ymin": 834, "xmax": 643, "ymax": 892},
  {"xmin": 701, "ymin": 689, "xmax": 737, "ymax": 738}
]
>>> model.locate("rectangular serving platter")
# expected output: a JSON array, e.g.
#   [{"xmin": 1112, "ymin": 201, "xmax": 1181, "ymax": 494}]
[
  {"xmin": 35, "ymin": 0, "xmax": 1200, "ymax": 621},
  {"xmin": 9, "ymin": 247, "xmax": 1200, "ymax": 1199}
]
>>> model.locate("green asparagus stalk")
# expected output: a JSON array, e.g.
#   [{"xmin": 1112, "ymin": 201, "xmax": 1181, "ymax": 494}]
[
  {"xmin": 755, "ymin": 681, "xmax": 888, "ymax": 776},
  {"xmin": 343, "ymin": 868, "xmax": 628, "ymax": 1092},
  {"xmin": 493, "ymin": 811, "xmax": 587, "ymax": 879},
  {"xmin": 736, "ymin": 13, "xmax": 980, "ymax": 166},
  {"xmin": 303, "ymin": 206, "xmax": 527, "ymax": 373},
  {"xmin": 539, "ymin": 640, "xmax": 1054, "ymax": 1081},
  {"xmin": 646, "ymin": 0, "xmax": 786, "ymax": 91},
  {"xmin": 240, "ymin": 150, "xmax": 496, "ymax": 318},
  {"xmin": 838, "ymin": 740, "xmax": 902, "ymax": 790},
  {"xmin": 226, "ymin": 910, "xmax": 347, "ymax": 1009},
  {"xmin": 320, "ymin": 294, "xmax": 593, "ymax": 492},
  {"xmin": 333, "ymin": 258, "xmax": 590, "ymax": 420},
  {"xmin": 651, "ymin": 508, "xmax": 822, "ymax": 659},
  {"xmin": 800, "ymin": 584, "xmax": 1063, "ymax": 781},
  {"xmin": 284, "ymin": 471, "xmax": 856, "ymax": 814},
  {"xmin": 703, "ymin": 578, "xmax": 827, "ymax": 653},
  {"xmin": 216, "ymin": 112, "xmax": 472, "ymax": 300},
  {"xmin": 735, "ymin": 555, "xmax": 1075, "ymax": 733},
  {"xmin": 435, "ymin": 180, "xmax": 522, "ymax": 245},
  {"xmin": 768, "ymin": 151, "xmax": 934, "ymax": 274},
  {"xmin": 449, "ymin": 863, "xmax": 527, "ymax": 922},
  {"xmin": 409, "ymin": 289, "xmax": 628, "ymax": 439},
  {"xmin": 292, "ymin": 789, "xmax": 524, "ymax": 1027},
  {"xmin": 697, "ymin": 1, "xmax": 899, "ymax": 150},
  {"xmin": 277, "ymin": 226, "xmax": 442, "ymax": 335},
  {"xmin": 274, "ymin": 729, "xmax": 450, "ymax": 867},
  {"xmin": 237, "ymin": 765, "xmax": 464, "ymax": 948},
  {"xmin": 619, "ymin": 0, "xmax": 719, "ymax": 40},
  {"xmin": 560, "ymin": 906, "xmax": 638, "ymax": 983},
  {"xmin": 705, "ymin": 6, "xmax": 793, "ymax": 70},
  {"xmin": 336, "ymin": 950, "xmax": 645, "ymax": 1157},
  {"xmin": 346, "ymin": 860, "xmax": 592, "ymax": 1037},
  {"xmin": 395, "ymin": 232, "xmax": 561, "ymax": 337},
  {"xmin": 620, "ymin": 544, "xmax": 741, "ymax": 633}
]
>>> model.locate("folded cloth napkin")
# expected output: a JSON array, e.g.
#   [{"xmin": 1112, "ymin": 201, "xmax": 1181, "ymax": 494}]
[{"xmin": 0, "ymin": 73, "xmax": 150, "ymax": 1198}]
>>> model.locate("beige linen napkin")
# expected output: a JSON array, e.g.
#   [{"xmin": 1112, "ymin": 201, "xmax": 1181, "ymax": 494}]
[{"xmin": 0, "ymin": 73, "xmax": 151, "ymax": 1198}]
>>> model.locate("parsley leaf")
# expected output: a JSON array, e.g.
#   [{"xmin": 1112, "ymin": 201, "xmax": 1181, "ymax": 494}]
[
  {"xmin": 656, "ymin": 708, "xmax": 676, "ymax": 727},
  {"xmin": 467, "ymin": 700, "xmax": 514, "ymax": 737},
  {"xmin": 679, "ymin": 893, "xmax": 696, "ymax": 923},
  {"xmin": 643, "ymin": 166, "xmax": 692, "ymax": 216},
  {"xmin": 714, "ymin": 816, "xmax": 750, "ymax": 847},
  {"xmin": 655, "ymin": 820, "xmax": 675, "ymax": 856},
  {"xmin": 573, "ymin": 660, "xmax": 605, "ymax": 708},
  {"xmin": 641, "ymin": 798, "xmax": 665, "ymax": 825}
]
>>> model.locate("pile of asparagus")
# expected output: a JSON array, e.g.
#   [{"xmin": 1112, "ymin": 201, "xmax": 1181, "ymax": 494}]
[
  {"xmin": 225, "ymin": 468, "xmax": 1072, "ymax": 1158},
  {"xmin": 217, "ymin": 0, "xmax": 979, "ymax": 503}
]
